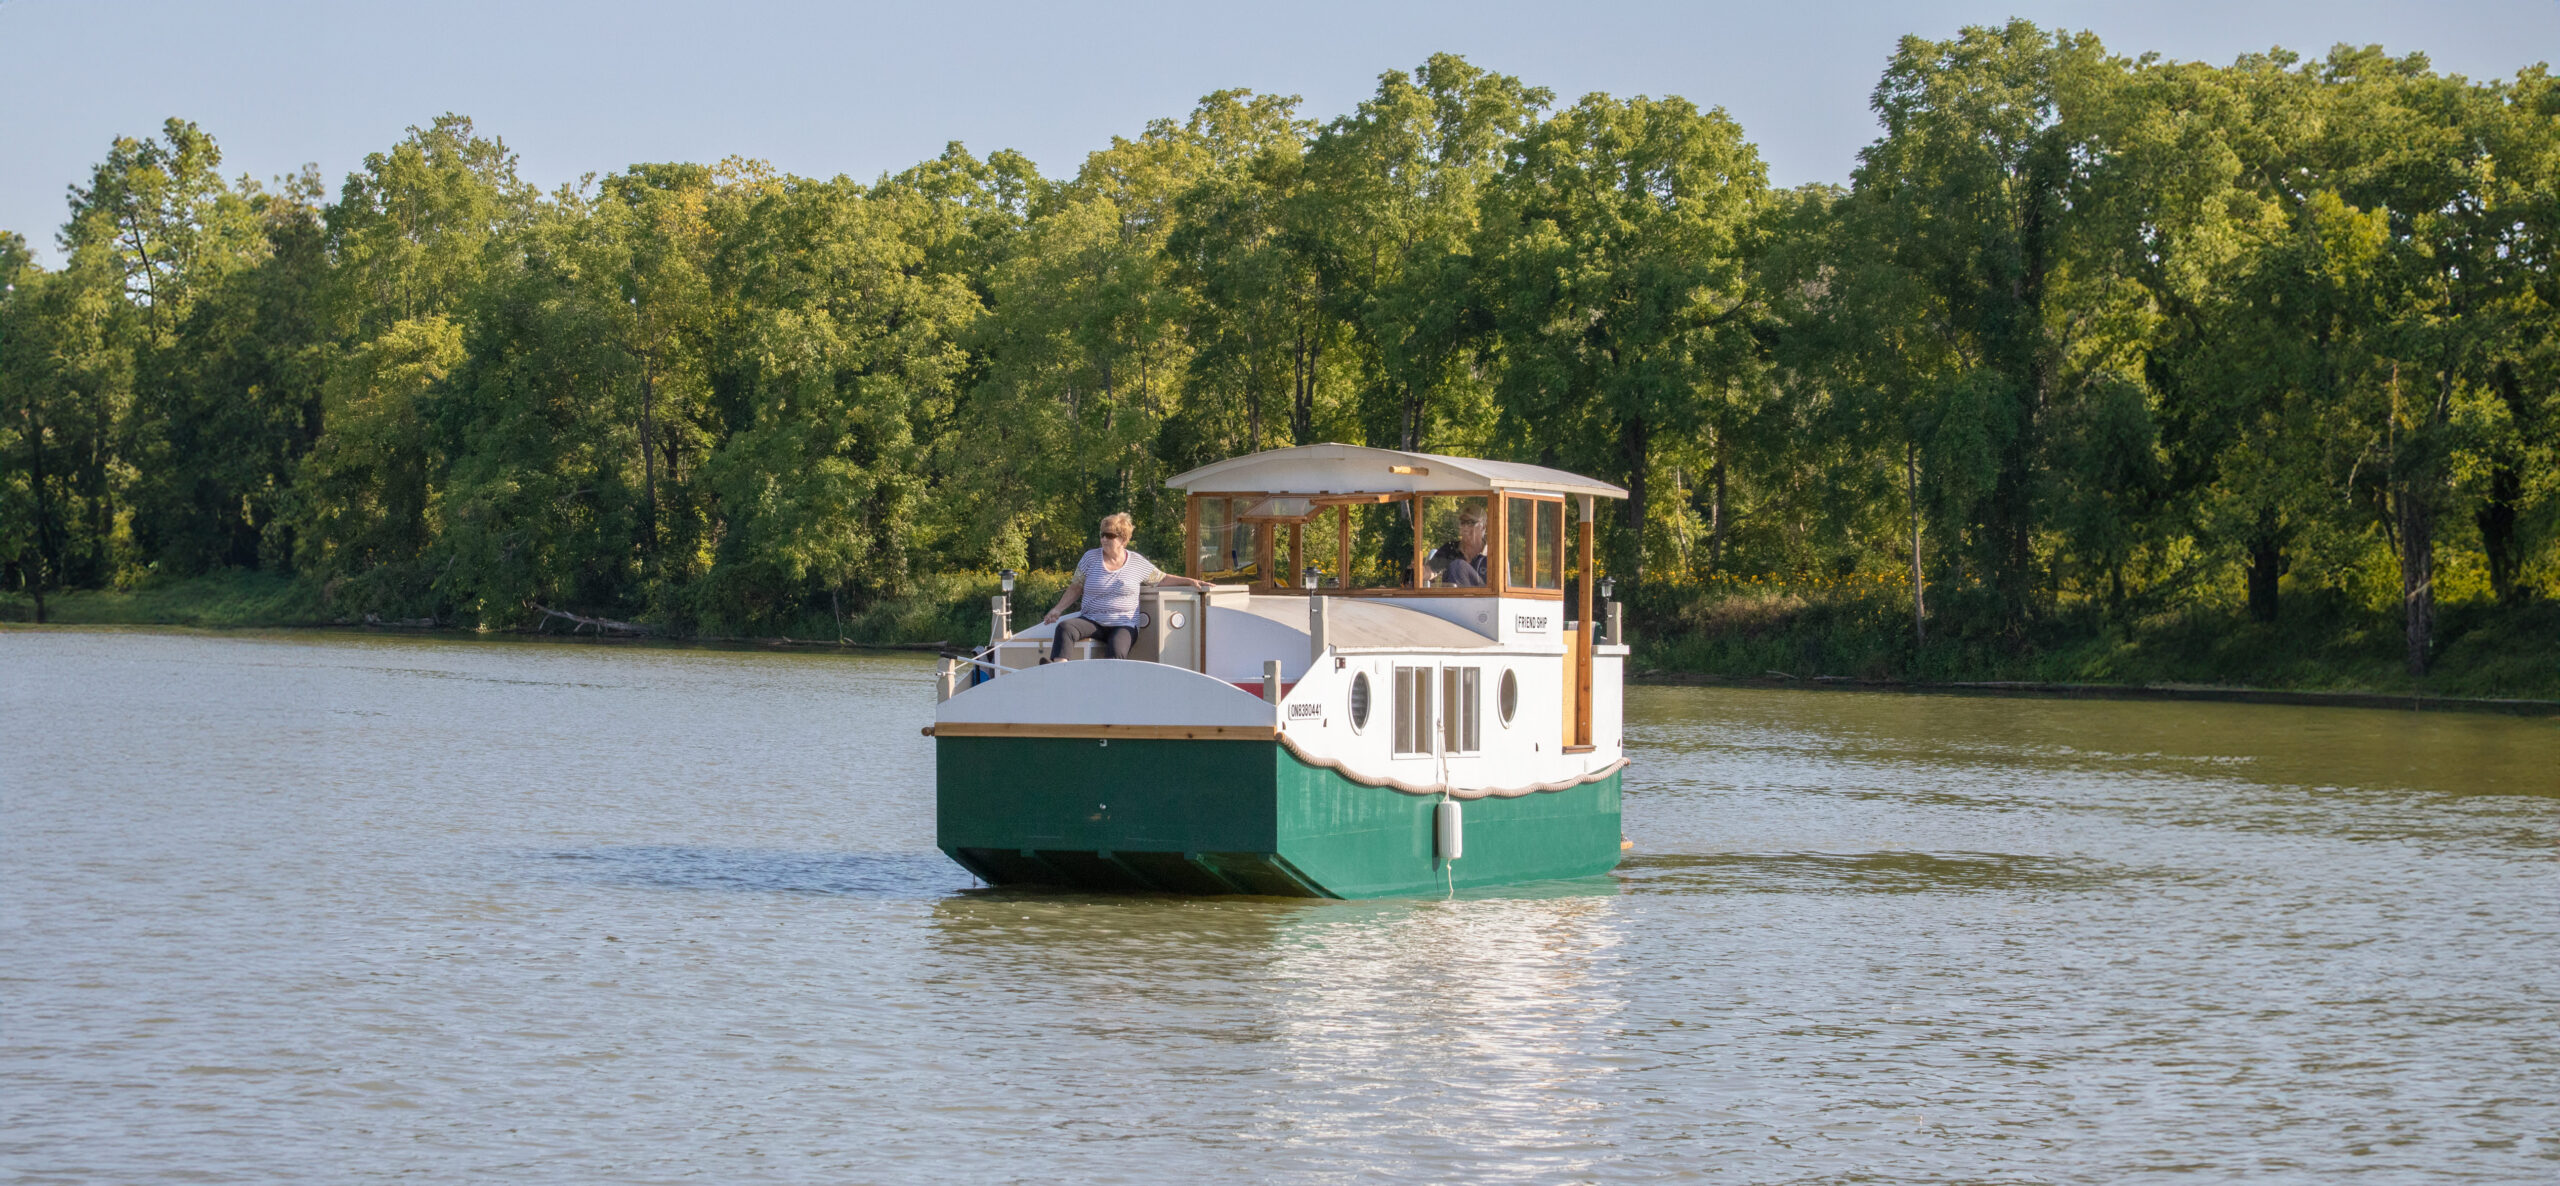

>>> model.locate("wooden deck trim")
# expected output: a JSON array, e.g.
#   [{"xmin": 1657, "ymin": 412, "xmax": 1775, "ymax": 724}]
[{"xmin": 927, "ymin": 722, "xmax": 1278, "ymax": 741}]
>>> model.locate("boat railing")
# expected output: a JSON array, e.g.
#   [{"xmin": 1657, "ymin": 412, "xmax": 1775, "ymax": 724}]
[{"xmin": 936, "ymin": 585, "xmax": 1245, "ymax": 703}]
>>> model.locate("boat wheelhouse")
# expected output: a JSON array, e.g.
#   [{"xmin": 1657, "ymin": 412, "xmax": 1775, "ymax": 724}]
[{"xmin": 928, "ymin": 444, "xmax": 1630, "ymax": 898}]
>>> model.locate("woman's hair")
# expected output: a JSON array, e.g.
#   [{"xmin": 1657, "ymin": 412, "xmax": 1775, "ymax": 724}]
[
  {"xmin": 1457, "ymin": 504, "xmax": 1485, "ymax": 527},
  {"xmin": 1099, "ymin": 512, "xmax": 1135, "ymax": 541}
]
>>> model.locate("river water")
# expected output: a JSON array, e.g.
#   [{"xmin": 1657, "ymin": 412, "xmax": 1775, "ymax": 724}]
[{"xmin": 3, "ymin": 628, "xmax": 2554, "ymax": 1183}]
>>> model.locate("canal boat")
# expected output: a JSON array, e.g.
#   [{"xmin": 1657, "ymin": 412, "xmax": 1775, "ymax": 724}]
[{"xmin": 927, "ymin": 444, "xmax": 1631, "ymax": 898}]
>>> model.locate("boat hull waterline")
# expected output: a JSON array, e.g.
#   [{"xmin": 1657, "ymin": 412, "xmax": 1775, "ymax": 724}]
[{"xmin": 937, "ymin": 736, "xmax": 1623, "ymax": 898}]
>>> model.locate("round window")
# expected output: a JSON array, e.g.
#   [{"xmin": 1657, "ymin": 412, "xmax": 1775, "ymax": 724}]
[
  {"xmin": 1167, "ymin": 610, "xmax": 1187, "ymax": 629},
  {"xmin": 1348, "ymin": 672, "xmax": 1372, "ymax": 731},
  {"xmin": 1498, "ymin": 668, "xmax": 1519, "ymax": 726}
]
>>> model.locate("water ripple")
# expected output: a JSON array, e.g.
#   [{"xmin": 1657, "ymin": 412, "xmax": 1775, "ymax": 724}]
[
  {"xmin": 530, "ymin": 846, "xmax": 972, "ymax": 898},
  {"xmin": 5, "ymin": 630, "xmax": 2553, "ymax": 1184}
]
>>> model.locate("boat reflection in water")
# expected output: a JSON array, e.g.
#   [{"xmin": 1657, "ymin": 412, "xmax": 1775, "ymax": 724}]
[{"xmin": 925, "ymin": 881, "xmax": 1627, "ymax": 1177}]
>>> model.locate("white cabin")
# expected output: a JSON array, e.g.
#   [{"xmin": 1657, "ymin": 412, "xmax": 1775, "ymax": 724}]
[{"xmin": 933, "ymin": 444, "xmax": 1630, "ymax": 798}]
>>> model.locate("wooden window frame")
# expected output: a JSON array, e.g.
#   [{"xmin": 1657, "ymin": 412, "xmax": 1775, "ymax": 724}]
[
  {"xmin": 1186, "ymin": 492, "xmax": 1280, "ymax": 587},
  {"xmin": 1190, "ymin": 490, "xmax": 1515, "ymax": 598},
  {"xmin": 1393, "ymin": 664, "xmax": 1434, "ymax": 756},
  {"xmin": 1497, "ymin": 493, "xmax": 1568, "ymax": 601},
  {"xmin": 1440, "ymin": 665, "xmax": 1481, "ymax": 754}
]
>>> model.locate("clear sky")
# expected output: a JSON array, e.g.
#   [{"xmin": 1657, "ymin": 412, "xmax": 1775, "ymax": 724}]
[{"xmin": 1, "ymin": 0, "xmax": 2548, "ymax": 263}]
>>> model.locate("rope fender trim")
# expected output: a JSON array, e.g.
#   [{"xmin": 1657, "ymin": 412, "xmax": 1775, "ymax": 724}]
[{"xmin": 1275, "ymin": 733, "xmax": 1629, "ymax": 800}]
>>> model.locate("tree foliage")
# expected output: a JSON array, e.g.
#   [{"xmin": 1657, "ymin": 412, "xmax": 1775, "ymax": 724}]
[{"xmin": 3, "ymin": 36, "xmax": 2553, "ymax": 672}]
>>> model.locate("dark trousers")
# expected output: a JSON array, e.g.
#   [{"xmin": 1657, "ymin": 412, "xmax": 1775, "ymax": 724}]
[{"xmin": 1050, "ymin": 617, "xmax": 1136, "ymax": 661}]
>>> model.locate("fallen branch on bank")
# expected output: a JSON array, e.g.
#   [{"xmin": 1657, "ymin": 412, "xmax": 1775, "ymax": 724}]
[{"xmin": 530, "ymin": 604, "xmax": 655, "ymax": 636}]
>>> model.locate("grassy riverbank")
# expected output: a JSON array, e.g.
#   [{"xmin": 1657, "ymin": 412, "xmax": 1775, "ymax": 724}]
[
  {"xmin": 1627, "ymin": 585, "xmax": 2560, "ymax": 701},
  {"xmin": 8, "ymin": 570, "xmax": 2555, "ymax": 701},
  {"xmin": 0, "ymin": 570, "xmax": 331, "ymax": 629},
  {"xmin": 0, "ymin": 569, "xmax": 1081, "ymax": 648}
]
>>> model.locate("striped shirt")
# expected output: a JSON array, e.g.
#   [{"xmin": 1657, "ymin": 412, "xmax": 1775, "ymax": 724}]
[{"xmin": 1073, "ymin": 548, "xmax": 1162, "ymax": 627}]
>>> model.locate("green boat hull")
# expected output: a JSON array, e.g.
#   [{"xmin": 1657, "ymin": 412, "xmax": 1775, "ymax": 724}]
[{"xmin": 935, "ymin": 736, "xmax": 1622, "ymax": 898}]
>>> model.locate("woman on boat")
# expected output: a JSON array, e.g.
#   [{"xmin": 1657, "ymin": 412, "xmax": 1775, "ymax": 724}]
[
  {"xmin": 1043, "ymin": 512, "xmax": 1213, "ymax": 661},
  {"xmin": 1427, "ymin": 504, "xmax": 1490, "ymax": 587}
]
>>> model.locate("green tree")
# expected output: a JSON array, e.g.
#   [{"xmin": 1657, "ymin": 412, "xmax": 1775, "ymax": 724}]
[
  {"xmin": 293, "ymin": 115, "xmax": 536, "ymax": 614},
  {"xmin": 55, "ymin": 119, "xmax": 272, "ymax": 584},
  {"xmin": 1849, "ymin": 21, "xmax": 2120, "ymax": 629},
  {"xmin": 1165, "ymin": 90, "xmax": 1325, "ymax": 457},
  {"xmin": 1306, "ymin": 55, "xmax": 1550, "ymax": 453},
  {"xmin": 1480, "ymin": 91, "xmax": 1767, "ymax": 580},
  {"xmin": 0, "ymin": 234, "xmax": 57, "ymax": 618},
  {"xmin": 691, "ymin": 174, "xmax": 982, "ymax": 624},
  {"xmin": 133, "ymin": 168, "xmax": 332, "ymax": 574}
]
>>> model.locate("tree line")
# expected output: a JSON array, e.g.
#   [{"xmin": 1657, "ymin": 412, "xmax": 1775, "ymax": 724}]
[{"xmin": 3, "ymin": 22, "xmax": 2553, "ymax": 674}]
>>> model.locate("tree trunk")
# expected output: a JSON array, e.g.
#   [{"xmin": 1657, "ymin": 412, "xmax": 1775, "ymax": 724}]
[
  {"xmin": 25, "ymin": 406, "xmax": 47, "ymax": 625},
  {"xmin": 2398, "ymin": 484, "xmax": 2433, "ymax": 677},
  {"xmin": 1619, "ymin": 415, "xmax": 1650, "ymax": 583},
  {"xmin": 2479, "ymin": 361, "xmax": 2528, "ymax": 605},
  {"xmin": 2246, "ymin": 517, "xmax": 2283, "ymax": 624},
  {"xmin": 1244, "ymin": 354, "xmax": 1263, "ymax": 452},
  {"xmin": 1707, "ymin": 431, "xmax": 1728, "ymax": 572},
  {"xmin": 639, "ymin": 349, "xmax": 659, "ymax": 552},
  {"xmin": 1998, "ymin": 153, "xmax": 2056, "ymax": 634},
  {"xmin": 1907, "ymin": 441, "xmax": 1924, "ymax": 646},
  {"xmin": 1290, "ymin": 328, "xmax": 1319, "ymax": 446}
]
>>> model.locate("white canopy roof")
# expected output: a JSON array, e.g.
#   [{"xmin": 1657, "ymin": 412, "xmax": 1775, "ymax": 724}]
[{"xmin": 1167, "ymin": 444, "xmax": 1627, "ymax": 500}]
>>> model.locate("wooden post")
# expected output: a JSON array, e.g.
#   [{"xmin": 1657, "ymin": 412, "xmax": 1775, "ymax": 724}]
[
  {"xmin": 1561, "ymin": 646, "xmax": 1578, "ymax": 749},
  {"xmin": 1288, "ymin": 522, "xmax": 1303, "ymax": 589},
  {"xmin": 1335, "ymin": 505, "xmax": 1350, "ymax": 590},
  {"xmin": 1576, "ymin": 495, "xmax": 1595, "ymax": 747},
  {"xmin": 1185, "ymin": 495, "xmax": 1202, "ymax": 578},
  {"xmin": 1410, "ymin": 494, "xmax": 1427, "ymax": 588}
]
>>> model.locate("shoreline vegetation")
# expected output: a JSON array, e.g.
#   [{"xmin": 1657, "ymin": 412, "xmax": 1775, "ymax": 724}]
[
  {"xmin": 7, "ymin": 569, "xmax": 2554, "ymax": 711},
  {"xmin": 6, "ymin": 24, "xmax": 2555, "ymax": 706}
]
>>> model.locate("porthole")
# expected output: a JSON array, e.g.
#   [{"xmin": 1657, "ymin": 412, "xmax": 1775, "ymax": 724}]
[
  {"xmin": 1168, "ymin": 610, "xmax": 1187, "ymax": 629},
  {"xmin": 1498, "ymin": 668, "xmax": 1519, "ymax": 727},
  {"xmin": 1348, "ymin": 672, "xmax": 1372, "ymax": 731}
]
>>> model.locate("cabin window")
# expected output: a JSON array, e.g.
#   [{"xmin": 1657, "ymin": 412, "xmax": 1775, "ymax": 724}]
[
  {"xmin": 1300, "ymin": 506, "xmax": 1344, "ymax": 588},
  {"xmin": 1347, "ymin": 500, "xmax": 1415, "ymax": 589},
  {"xmin": 1190, "ymin": 496, "xmax": 1263, "ymax": 582},
  {"xmin": 1440, "ymin": 666, "xmax": 1481, "ymax": 753},
  {"xmin": 1393, "ymin": 665, "xmax": 1433, "ymax": 755},
  {"xmin": 1289, "ymin": 498, "xmax": 1419, "ymax": 590},
  {"xmin": 1498, "ymin": 668, "xmax": 1519, "ymax": 726},
  {"xmin": 1504, "ymin": 495, "xmax": 1566, "ymax": 592},
  {"xmin": 1506, "ymin": 496, "xmax": 1535, "ymax": 588},
  {"xmin": 1539, "ymin": 500, "xmax": 1566, "ymax": 590},
  {"xmin": 1417, "ymin": 496, "xmax": 1491, "ymax": 589},
  {"xmin": 1348, "ymin": 672, "xmax": 1372, "ymax": 731}
]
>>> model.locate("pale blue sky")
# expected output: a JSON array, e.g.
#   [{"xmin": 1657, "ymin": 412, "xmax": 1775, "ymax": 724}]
[{"xmin": 1, "ymin": 1, "xmax": 2549, "ymax": 263}]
